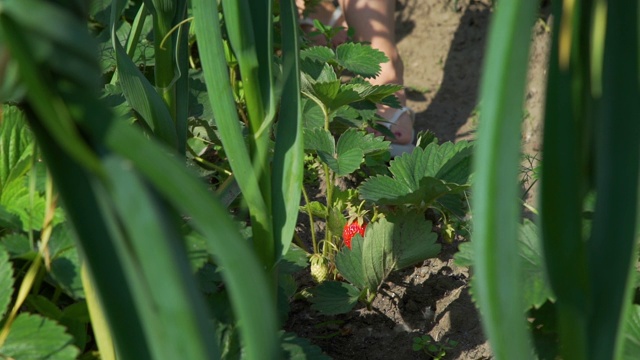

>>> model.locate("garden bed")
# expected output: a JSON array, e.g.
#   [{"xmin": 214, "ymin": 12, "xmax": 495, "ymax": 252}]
[{"xmin": 285, "ymin": 0, "xmax": 550, "ymax": 358}]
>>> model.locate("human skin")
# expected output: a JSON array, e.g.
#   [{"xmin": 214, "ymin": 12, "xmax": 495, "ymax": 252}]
[{"xmin": 296, "ymin": 0, "xmax": 414, "ymax": 145}]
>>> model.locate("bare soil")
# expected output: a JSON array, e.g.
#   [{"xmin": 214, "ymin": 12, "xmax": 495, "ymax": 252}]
[{"xmin": 286, "ymin": 1, "xmax": 551, "ymax": 358}]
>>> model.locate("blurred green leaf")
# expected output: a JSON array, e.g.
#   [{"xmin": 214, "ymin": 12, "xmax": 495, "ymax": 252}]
[
  {"xmin": 623, "ymin": 305, "xmax": 640, "ymax": 360},
  {"xmin": 25, "ymin": 295, "xmax": 63, "ymax": 320},
  {"xmin": 281, "ymin": 331, "xmax": 331, "ymax": 359},
  {"xmin": 454, "ymin": 220, "xmax": 554, "ymax": 311},
  {"xmin": 309, "ymin": 281, "xmax": 361, "ymax": 315},
  {"xmin": 0, "ymin": 246, "xmax": 13, "ymax": 319},
  {"xmin": 0, "ymin": 233, "xmax": 32, "ymax": 259},
  {"xmin": 299, "ymin": 201, "xmax": 328, "ymax": 219}
]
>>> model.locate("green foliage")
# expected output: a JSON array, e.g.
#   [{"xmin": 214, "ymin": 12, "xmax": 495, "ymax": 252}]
[
  {"xmin": 0, "ymin": 247, "xmax": 13, "ymax": 319},
  {"xmin": 0, "ymin": 313, "xmax": 79, "ymax": 359},
  {"xmin": 455, "ymin": 219, "xmax": 554, "ymax": 310},
  {"xmin": 412, "ymin": 334, "xmax": 458, "ymax": 360},
  {"xmin": 470, "ymin": 1, "xmax": 640, "ymax": 358},
  {"xmin": 358, "ymin": 141, "xmax": 472, "ymax": 207},
  {"xmin": 310, "ymin": 216, "xmax": 440, "ymax": 315},
  {"xmin": 304, "ymin": 128, "xmax": 389, "ymax": 176}
]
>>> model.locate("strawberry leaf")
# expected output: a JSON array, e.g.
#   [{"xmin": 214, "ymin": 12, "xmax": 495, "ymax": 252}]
[
  {"xmin": 305, "ymin": 129, "xmax": 378, "ymax": 177},
  {"xmin": 519, "ymin": 219, "xmax": 554, "ymax": 309},
  {"xmin": 337, "ymin": 128, "xmax": 390, "ymax": 155},
  {"xmin": 388, "ymin": 212, "xmax": 441, "ymax": 270},
  {"xmin": 0, "ymin": 313, "xmax": 79, "ymax": 359},
  {"xmin": 624, "ymin": 305, "xmax": 640, "ymax": 360},
  {"xmin": 300, "ymin": 46, "xmax": 335, "ymax": 64},
  {"xmin": 0, "ymin": 104, "xmax": 34, "ymax": 191},
  {"xmin": 304, "ymin": 129, "xmax": 335, "ymax": 154},
  {"xmin": 309, "ymin": 281, "xmax": 361, "ymax": 315},
  {"xmin": 45, "ymin": 224, "xmax": 84, "ymax": 299},
  {"xmin": 0, "ymin": 246, "xmax": 13, "ymax": 319},
  {"xmin": 454, "ymin": 219, "xmax": 554, "ymax": 310},
  {"xmin": 335, "ymin": 43, "xmax": 388, "ymax": 79},
  {"xmin": 360, "ymin": 218, "xmax": 396, "ymax": 292},
  {"xmin": 0, "ymin": 233, "xmax": 33, "ymax": 259},
  {"xmin": 281, "ymin": 331, "xmax": 331, "ymax": 359},
  {"xmin": 301, "ymin": 99, "xmax": 325, "ymax": 130},
  {"xmin": 335, "ymin": 234, "xmax": 367, "ymax": 290},
  {"xmin": 318, "ymin": 148, "xmax": 363, "ymax": 177},
  {"xmin": 358, "ymin": 142, "xmax": 473, "ymax": 206},
  {"xmin": 346, "ymin": 79, "xmax": 403, "ymax": 104}
]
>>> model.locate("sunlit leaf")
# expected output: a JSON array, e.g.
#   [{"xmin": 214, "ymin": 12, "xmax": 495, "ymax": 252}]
[{"xmin": 0, "ymin": 313, "xmax": 79, "ymax": 359}]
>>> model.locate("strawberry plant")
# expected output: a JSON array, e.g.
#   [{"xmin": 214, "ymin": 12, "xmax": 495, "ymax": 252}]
[{"xmin": 309, "ymin": 213, "xmax": 440, "ymax": 314}]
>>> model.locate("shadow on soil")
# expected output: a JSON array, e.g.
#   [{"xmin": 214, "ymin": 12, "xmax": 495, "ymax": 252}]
[{"xmin": 402, "ymin": 1, "xmax": 491, "ymax": 142}]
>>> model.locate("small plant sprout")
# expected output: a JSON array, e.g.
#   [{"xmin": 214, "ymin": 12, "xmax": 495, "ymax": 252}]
[{"xmin": 412, "ymin": 335, "xmax": 458, "ymax": 360}]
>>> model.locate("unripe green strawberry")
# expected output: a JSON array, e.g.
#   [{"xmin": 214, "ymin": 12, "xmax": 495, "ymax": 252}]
[
  {"xmin": 310, "ymin": 253, "xmax": 330, "ymax": 283},
  {"xmin": 342, "ymin": 221, "xmax": 367, "ymax": 249}
]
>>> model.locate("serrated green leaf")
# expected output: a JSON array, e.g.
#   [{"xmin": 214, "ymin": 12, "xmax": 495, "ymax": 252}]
[
  {"xmin": 336, "ymin": 128, "xmax": 390, "ymax": 155},
  {"xmin": 453, "ymin": 220, "xmax": 553, "ymax": 311},
  {"xmin": 281, "ymin": 331, "xmax": 331, "ymax": 360},
  {"xmin": 327, "ymin": 206, "xmax": 347, "ymax": 240},
  {"xmin": 0, "ymin": 313, "xmax": 79, "ymax": 359},
  {"xmin": 623, "ymin": 305, "xmax": 640, "ymax": 360},
  {"xmin": 335, "ymin": 234, "xmax": 367, "ymax": 290},
  {"xmin": 358, "ymin": 143, "xmax": 472, "ymax": 206},
  {"xmin": 299, "ymin": 201, "xmax": 327, "ymax": 219},
  {"xmin": 303, "ymin": 128, "xmax": 334, "ymax": 154},
  {"xmin": 301, "ymin": 61, "xmax": 338, "ymax": 83},
  {"xmin": 50, "ymin": 247, "xmax": 84, "ymax": 299},
  {"xmin": 388, "ymin": 213, "xmax": 440, "ymax": 270},
  {"xmin": 309, "ymin": 281, "xmax": 361, "ymax": 315},
  {"xmin": 435, "ymin": 143, "xmax": 474, "ymax": 184},
  {"xmin": 345, "ymin": 79, "xmax": 403, "ymax": 103},
  {"xmin": 0, "ymin": 246, "xmax": 13, "ymax": 319},
  {"xmin": 300, "ymin": 46, "xmax": 335, "ymax": 64},
  {"xmin": 279, "ymin": 274, "xmax": 298, "ymax": 301},
  {"xmin": 48, "ymin": 224, "xmax": 84, "ymax": 299},
  {"xmin": 453, "ymin": 241, "xmax": 474, "ymax": 267},
  {"xmin": 47, "ymin": 224, "xmax": 74, "ymax": 259},
  {"xmin": 359, "ymin": 175, "xmax": 467, "ymax": 206},
  {"xmin": 301, "ymin": 99, "xmax": 325, "ymax": 130},
  {"xmin": 0, "ymin": 104, "xmax": 34, "ymax": 191},
  {"xmin": 329, "ymin": 88, "xmax": 363, "ymax": 111},
  {"xmin": 311, "ymin": 80, "xmax": 341, "ymax": 107},
  {"xmin": 278, "ymin": 243, "xmax": 309, "ymax": 275},
  {"xmin": 318, "ymin": 147, "xmax": 363, "ymax": 177},
  {"xmin": 519, "ymin": 219, "xmax": 554, "ymax": 309},
  {"xmin": 0, "ymin": 204, "xmax": 22, "ymax": 230},
  {"xmin": 26, "ymin": 294, "xmax": 63, "ymax": 320},
  {"xmin": 0, "ymin": 233, "xmax": 33, "ymax": 259},
  {"xmin": 335, "ymin": 43, "xmax": 388, "ymax": 79},
  {"xmin": 0, "ymin": 177, "xmax": 46, "ymax": 231},
  {"xmin": 360, "ymin": 218, "xmax": 396, "ymax": 291},
  {"xmin": 59, "ymin": 301, "xmax": 90, "ymax": 352}
]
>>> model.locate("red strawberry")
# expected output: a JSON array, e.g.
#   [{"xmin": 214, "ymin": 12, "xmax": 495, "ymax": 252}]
[{"xmin": 342, "ymin": 221, "xmax": 367, "ymax": 249}]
